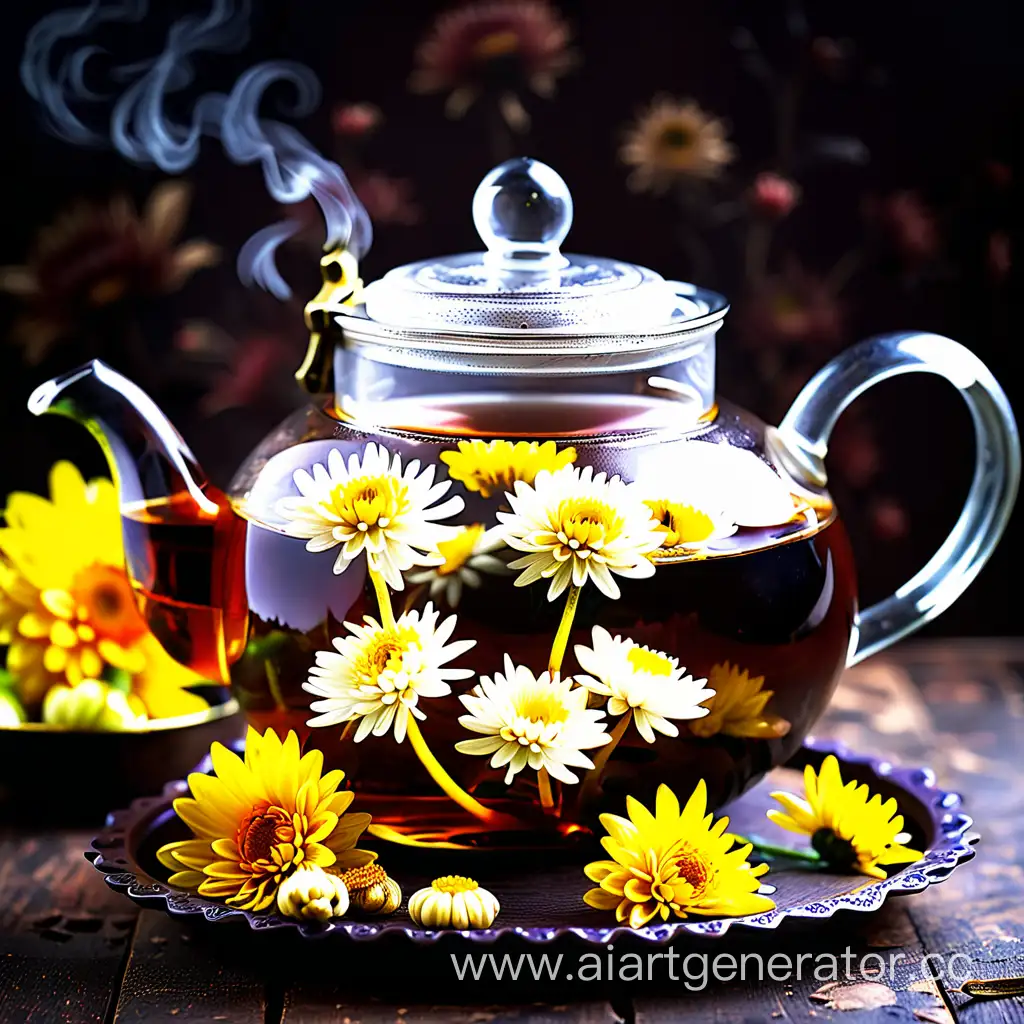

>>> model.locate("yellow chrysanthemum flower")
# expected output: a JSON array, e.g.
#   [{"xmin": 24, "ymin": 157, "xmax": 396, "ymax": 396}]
[
  {"xmin": 690, "ymin": 662, "xmax": 791, "ymax": 739},
  {"xmin": 440, "ymin": 439, "xmax": 576, "ymax": 499},
  {"xmin": 644, "ymin": 498, "xmax": 736, "ymax": 553},
  {"xmin": 0, "ymin": 462, "xmax": 207, "ymax": 716},
  {"xmin": 157, "ymin": 728, "xmax": 375, "ymax": 912},
  {"xmin": 407, "ymin": 523, "xmax": 508, "ymax": 608},
  {"xmin": 584, "ymin": 781, "xmax": 775, "ymax": 929},
  {"xmin": 768, "ymin": 755, "xmax": 923, "ymax": 880}
]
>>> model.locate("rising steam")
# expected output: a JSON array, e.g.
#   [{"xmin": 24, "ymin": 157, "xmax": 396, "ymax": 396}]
[{"xmin": 21, "ymin": 0, "xmax": 371, "ymax": 299}]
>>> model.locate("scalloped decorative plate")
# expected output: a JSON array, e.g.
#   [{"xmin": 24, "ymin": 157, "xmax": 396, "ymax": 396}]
[{"xmin": 86, "ymin": 737, "xmax": 977, "ymax": 944}]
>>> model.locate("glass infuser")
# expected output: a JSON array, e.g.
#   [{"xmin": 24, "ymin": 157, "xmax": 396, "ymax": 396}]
[{"xmin": 29, "ymin": 157, "xmax": 1019, "ymax": 849}]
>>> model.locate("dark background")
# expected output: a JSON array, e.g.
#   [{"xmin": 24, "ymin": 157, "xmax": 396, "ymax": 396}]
[{"xmin": 0, "ymin": 0, "xmax": 1018, "ymax": 635}]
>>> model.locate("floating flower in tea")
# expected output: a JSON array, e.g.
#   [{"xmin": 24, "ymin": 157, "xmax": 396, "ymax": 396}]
[
  {"xmin": 304, "ymin": 603, "xmax": 475, "ymax": 743},
  {"xmin": 407, "ymin": 523, "xmax": 509, "ymax": 608},
  {"xmin": 455, "ymin": 655, "xmax": 610, "ymax": 800},
  {"xmin": 498, "ymin": 464, "xmax": 662, "ymax": 601},
  {"xmin": 275, "ymin": 442, "xmax": 463, "ymax": 590},
  {"xmin": 440, "ymin": 439, "xmax": 576, "ymax": 499},
  {"xmin": 644, "ymin": 498, "xmax": 737, "ymax": 552},
  {"xmin": 574, "ymin": 626, "xmax": 714, "ymax": 744},
  {"xmin": 692, "ymin": 662, "xmax": 791, "ymax": 739}
]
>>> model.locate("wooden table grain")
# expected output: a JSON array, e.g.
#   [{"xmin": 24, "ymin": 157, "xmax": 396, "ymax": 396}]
[{"xmin": 3, "ymin": 640, "xmax": 1023, "ymax": 1024}]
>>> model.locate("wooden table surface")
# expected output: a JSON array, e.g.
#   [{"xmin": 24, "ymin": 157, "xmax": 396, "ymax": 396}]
[{"xmin": 3, "ymin": 639, "xmax": 1023, "ymax": 1024}]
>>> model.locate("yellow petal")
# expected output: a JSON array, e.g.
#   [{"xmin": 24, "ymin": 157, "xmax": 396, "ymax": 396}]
[
  {"xmin": 78, "ymin": 646, "xmax": 104, "ymax": 679},
  {"xmin": 17, "ymin": 611, "xmax": 52, "ymax": 639},
  {"xmin": 583, "ymin": 887, "xmax": 621, "ymax": 911},
  {"xmin": 654, "ymin": 783, "xmax": 681, "ymax": 825},
  {"xmin": 40, "ymin": 589, "xmax": 76, "ymax": 620},
  {"xmin": 42, "ymin": 644, "xmax": 68, "ymax": 673}
]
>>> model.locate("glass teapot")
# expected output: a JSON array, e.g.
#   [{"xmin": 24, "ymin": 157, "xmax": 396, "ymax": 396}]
[{"xmin": 29, "ymin": 158, "xmax": 1019, "ymax": 848}]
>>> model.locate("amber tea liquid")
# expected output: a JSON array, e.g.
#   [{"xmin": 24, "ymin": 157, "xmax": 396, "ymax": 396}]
[{"xmin": 122, "ymin": 392, "xmax": 856, "ymax": 838}]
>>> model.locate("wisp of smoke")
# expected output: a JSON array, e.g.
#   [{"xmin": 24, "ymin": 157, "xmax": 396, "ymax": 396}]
[{"xmin": 21, "ymin": 0, "xmax": 371, "ymax": 299}]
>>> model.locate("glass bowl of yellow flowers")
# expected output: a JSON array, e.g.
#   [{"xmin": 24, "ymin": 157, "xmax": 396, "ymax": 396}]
[{"xmin": 0, "ymin": 462, "xmax": 244, "ymax": 820}]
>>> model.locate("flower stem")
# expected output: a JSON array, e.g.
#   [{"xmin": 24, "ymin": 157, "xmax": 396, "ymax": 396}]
[
  {"xmin": 736, "ymin": 835, "xmax": 822, "ymax": 863},
  {"xmin": 548, "ymin": 584, "xmax": 581, "ymax": 677},
  {"xmin": 579, "ymin": 711, "xmax": 632, "ymax": 808},
  {"xmin": 264, "ymin": 659, "xmax": 287, "ymax": 713},
  {"xmin": 405, "ymin": 714, "xmax": 520, "ymax": 830},
  {"xmin": 369, "ymin": 568, "xmax": 396, "ymax": 630},
  {"xmin": 537, "ymin": 768, "xmax": 555, "ymax": 812}
]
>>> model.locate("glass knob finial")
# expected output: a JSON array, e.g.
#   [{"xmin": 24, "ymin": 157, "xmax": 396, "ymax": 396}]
[{"xmin": 472, "ymin": 157, "xmax": 573, "ymax": 271}]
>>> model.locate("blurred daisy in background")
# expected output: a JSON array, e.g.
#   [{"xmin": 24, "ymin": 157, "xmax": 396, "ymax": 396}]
[{"xmin": 621, "ymin": 97, "xmax": 735, "ymax": 194}]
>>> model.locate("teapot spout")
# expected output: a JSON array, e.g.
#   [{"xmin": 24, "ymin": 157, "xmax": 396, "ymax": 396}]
[
  {"xmin": 28, "ymin": 360, "xmax": 248, "ymax": 683},
  {"xmin": 28, "ymin": 360, "xmax": 218, "ymax": 517}
]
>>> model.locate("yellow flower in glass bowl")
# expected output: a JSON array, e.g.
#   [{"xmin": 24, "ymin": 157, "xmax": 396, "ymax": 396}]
[
  {"xmin": 304, "ymin": 603, "xmax": 475, "ymax": 743},
  {"xmin": 274, "ymin": 442, "xmax": 464, "ymax": 590},
  {"xmin": 497, "ymin": 464, "xmax": 663, "ymax": 601},
  {"xmin": 407, "ymin": 523, "xmax": 508, "ymax": 608},
  {"xmin": 440, "ymin": 439, "xmax": 576, "ymax": 499},
  {"xmin": 584, "ymin": 781, "xmax": 775, "ymax": 929},
  {"xmin": 691, "ymin": 662, "xmax": 791, "ymax": 739},
  {"xmin": 157, "ymin": 728, "xmax": 375, "ymax": 912},
  {"xmin": 768, "ymin": 755, "xmax": 922, "ymax": 879},
  {"xmin": 0, "ymin": 461, "xmax": 207, "ymax": 716}
]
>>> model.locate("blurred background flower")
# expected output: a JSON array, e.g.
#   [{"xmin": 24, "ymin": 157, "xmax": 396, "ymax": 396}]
[
  {"xmin": 410, "ymin": 0, "xmax": 576, "ymax": 133},
  {"xmin": 621, "ymin": 97, "xmax": 735, "ymax": 194},
  {"xmin": 0, "ymin": 462, "xmax": 212, "ymax": 726},
  {"xmin": 0, "ymin": 182, "xmax": 218, "ymax": 365}
]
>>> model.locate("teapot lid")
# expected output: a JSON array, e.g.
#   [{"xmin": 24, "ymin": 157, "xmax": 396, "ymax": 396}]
[{"xmin": 347, "ymin": 158, "xmax": 727, "ymax": 347}]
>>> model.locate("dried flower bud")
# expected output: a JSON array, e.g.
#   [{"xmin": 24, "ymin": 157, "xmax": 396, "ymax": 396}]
[
  {"xmin": 749, "ymin": 173, "xmax": 800, "ymax": 219},
  {"xmin": 337, "ymin": 863, "xmax": 402, "ymax": 915},
  {"xmin": 276, "ymin": 865, "xmax": 349, "ymax": 922},
  {"xmin": 42, "ymin": 680, "xmax": 147, "ymax": 731},
  {"xmin": 408, "ymin": 875, "xmax": 500, "ymax": 929}
]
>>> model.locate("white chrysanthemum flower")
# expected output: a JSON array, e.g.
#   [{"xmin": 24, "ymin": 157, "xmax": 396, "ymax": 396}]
[
  {"xmin": 455, "ymin": 655, "xmax": 610, "ymax": 784},
  {"xmin": 496, "ymin": 465, "xmax": 663, "ymax": 601},
  {"xmin": 275, "ymin": 442, "xmax": 464, "ymax": 590},
  {"xmin": 407, "ymin": 524, "xmax": 508, "ymax": 608},
  {"xmin": 573, "ymin": 626, "xmax": 714, "ymax": 743},
  {"xmin": 304, "ymin": 603, "xmax": 475, "ymax": 743}
]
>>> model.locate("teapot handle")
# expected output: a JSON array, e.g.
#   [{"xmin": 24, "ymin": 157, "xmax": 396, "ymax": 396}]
[{"xmin": 773, "ymin": 332, "xmax": 1020, "ymax": 666}]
